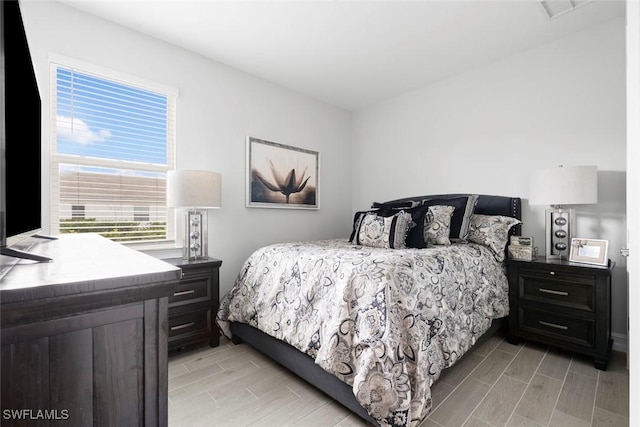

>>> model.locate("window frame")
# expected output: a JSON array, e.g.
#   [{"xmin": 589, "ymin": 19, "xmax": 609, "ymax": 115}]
[{"xmin": 49, "ymin": 54, "xmax": 178, "ymax": 245}]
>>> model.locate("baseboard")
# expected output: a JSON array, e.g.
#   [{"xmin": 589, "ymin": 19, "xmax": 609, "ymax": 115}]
[{"xmin": 612, "ymin": 332, "xmax": 627, "ymax": 353}]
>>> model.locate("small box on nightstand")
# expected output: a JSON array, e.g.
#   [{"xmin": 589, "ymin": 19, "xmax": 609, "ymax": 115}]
[{"xmin": 508, "ymin": 236, "xmax": 537, "ymax": 261}]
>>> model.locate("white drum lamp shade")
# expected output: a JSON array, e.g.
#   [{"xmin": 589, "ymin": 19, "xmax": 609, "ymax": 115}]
[
  {"xmin": 529, "ymin": 165, "xmax": 598, "ymax": 207},
  {"xmin": 167, "ymin": 170, "xmax": 222, "ymax": 209},
  {"xmin": 167, "ymin": 170, "xmax": 222, "ymax": 260},
  {"xmin": 529, "ymin": 165, "xmax": 598, "ymax": 259}
]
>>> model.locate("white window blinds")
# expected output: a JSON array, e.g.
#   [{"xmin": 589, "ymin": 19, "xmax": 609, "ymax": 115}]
[{"xmin": 50, "ymin": 58, "xmax": 177, "ymax": 243}]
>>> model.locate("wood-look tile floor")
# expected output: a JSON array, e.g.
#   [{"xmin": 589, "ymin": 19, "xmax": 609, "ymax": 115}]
[{"xmin": 168, "ymin": 332, "xmax": 629, "ymax": 427}]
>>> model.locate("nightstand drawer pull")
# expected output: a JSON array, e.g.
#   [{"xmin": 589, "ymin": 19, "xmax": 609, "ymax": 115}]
[
  {"xmin": 173, "ymin": 289, "xmax": 196, "ymax": 297},
  {"xmin": 549, "ymin": 271, "xmax": 555, "ymax": 275},
  {"xmin": 538, "ymin": 320, "xmax": 568, "ymax": 331},
  {"xmin": 539, "ymin": 288, "xmax": 569, "ymax": 296},
  {"xmin": 171, "ymin": 322, "xmax": 195, "ymax": 331}
]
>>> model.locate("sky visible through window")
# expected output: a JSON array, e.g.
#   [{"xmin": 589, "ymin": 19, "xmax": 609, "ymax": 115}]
[{"xmin": 56, "ymin": 67, "xmax": 168, "ymax": 171}]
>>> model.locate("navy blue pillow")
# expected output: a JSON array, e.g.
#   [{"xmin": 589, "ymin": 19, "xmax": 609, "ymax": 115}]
[
  {"xmin": 394, "ymin": 204, "xmax": 430, "ymax": 248},
  {"xmin": 356, "ymin": 204, "xmax": 429, "ymax": 248},
  {"xmin": 371, "ymin": 200, "xmax": 417, "ymax": 210},
  {"xmin": 421, "ymin": 195, "xmax": 478, "ymax": 241}
]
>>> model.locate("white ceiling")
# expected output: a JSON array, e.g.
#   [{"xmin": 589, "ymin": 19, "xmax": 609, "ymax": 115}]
[{"xmin": 55, "ymin": 0, "xmax": 625, "ymax": 111}]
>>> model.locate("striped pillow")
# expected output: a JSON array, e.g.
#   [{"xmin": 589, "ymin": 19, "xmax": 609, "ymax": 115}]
[{"xmin": 355, "ymin": 211, "xmax": 412, "ymax": 249}]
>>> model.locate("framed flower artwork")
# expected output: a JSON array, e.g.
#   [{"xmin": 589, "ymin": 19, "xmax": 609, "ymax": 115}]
[{"xmin": 246, "ymin": 136, "xmax": 319, "ymax": 209}]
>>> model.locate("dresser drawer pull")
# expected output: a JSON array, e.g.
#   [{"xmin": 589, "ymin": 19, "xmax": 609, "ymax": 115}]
[
  {"xmin": 173, "ymin": 289, "xmax": 196, "ymax": 297},
  {"xmin": 549, "ymin": 271, "xmax": 555, "ymax": 276},
  {"xmin": 171, "ymin": 322, "xmax": 195, "ymax": 331},
  {"xmin": 539, "ymin": 288, "xmax": 569, "ymax": 296},
  {"xmin": 538, "ymin": 320, "xmax": 568, "ymax": 331}
]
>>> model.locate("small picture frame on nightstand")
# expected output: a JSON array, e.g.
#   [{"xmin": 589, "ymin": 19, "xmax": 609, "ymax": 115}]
[{"xmin": 569, "ymin": 238, "xmax": 609, "ymax": 266}]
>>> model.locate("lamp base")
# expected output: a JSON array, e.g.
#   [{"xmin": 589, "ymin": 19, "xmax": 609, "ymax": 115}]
[
  {"xmin": 182, "ymin": 209, "xmax": 208, "ymax": 261},
  {"xmin": 545, "ymin": 207, "xmax": 574, "ymax": 259}
]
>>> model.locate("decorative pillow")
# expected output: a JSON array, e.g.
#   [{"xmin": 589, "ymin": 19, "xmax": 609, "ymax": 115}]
[
  {"xmin": 389, "ymin": 204, "xmax": 429, "ymax": 248},
  {"xmin": 350, "ymin": 207, "xmax": 422, "ymax": 246},
  {"xmin": 421, "ymin": 195, "xmax": 479, "ymax": 242},
  {"xmin": 424, "ymin": 205, "xmax": 455, "ymax": 245},
  {"xmin": 349, "ymin": 210, "xmax": 372, "ymax": 243},
  {"xmin": 352, "ymin": 204, "xmax": 426, "ymax": 248},
  {"xmin": 468, "ymin": 214, "xmax": 522, "ymax": 262},
  {"xmin": 355, "ymin": 211, "xmax": 412, "ymax": 249}
]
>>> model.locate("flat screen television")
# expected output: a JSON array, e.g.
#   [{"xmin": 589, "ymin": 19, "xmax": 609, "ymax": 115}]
[{"xmin": 1, "ymin": 0, "xmax": 51, "ymax": 263}]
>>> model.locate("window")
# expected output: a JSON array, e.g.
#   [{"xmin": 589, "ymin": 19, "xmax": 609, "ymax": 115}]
[
  {"xmin": 50, "ymin": 56, "xmax": 177, "ymax": 243},
  {"xmin": 71, "ymin": 205, "xmax": 85, "ymax": 219},
  {"xmin": 134, "ymin": 206, "xmax": 150, "ymax": 222}
]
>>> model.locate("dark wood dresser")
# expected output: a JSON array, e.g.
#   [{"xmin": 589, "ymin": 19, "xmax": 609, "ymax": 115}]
[
  {"xmin": 0, "ymin": 234, "xmax": 181, "ymax": 426},
  {"xmin": 506, "ymin": 257, "xmax": 614, "ymax": 370},
  {"xmin": 163, "ymin": 257, "xmax": 222, "ymax": 351}
]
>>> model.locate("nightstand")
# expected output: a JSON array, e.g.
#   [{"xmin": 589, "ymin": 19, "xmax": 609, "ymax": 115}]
[
  {"xmin": 164, "ymin": 257, "xmax": 222, "ymax": 351},
  {"xmin": 506, "ymin": 257, "xmax": 614, "ymax": 370}
]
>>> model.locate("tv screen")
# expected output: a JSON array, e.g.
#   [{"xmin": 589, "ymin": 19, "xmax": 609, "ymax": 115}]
[{"xmin": 1, "ymin": 0, "xmax": 48, "ymax": 262}]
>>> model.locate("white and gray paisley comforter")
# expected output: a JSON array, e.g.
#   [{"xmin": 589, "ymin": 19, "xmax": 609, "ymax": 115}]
[{"xmin": 217, "ymin": 239, "xmax": 509, "ymax": 427}]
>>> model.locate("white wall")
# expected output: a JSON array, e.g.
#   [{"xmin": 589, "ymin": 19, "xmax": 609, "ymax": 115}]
[
  {"xmin": 352, "ymin": 18, "xmax": 628, "ymax": 342},
  {"xmin": 21, "ymin": 1, "xmax": 353, "ymax": 297},
  {"xmin": 21, "ymin": 2, "xmax": 628, "ymax": 344}
]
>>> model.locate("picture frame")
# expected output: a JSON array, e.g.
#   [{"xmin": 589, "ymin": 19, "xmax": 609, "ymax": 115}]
[
  {"xmin": 569, "ymin": 238, "xmax": 609, "ymax": 266},
  {"xmin": 246, "ymin": 136, "xmax": 319, "ymax": 209}
]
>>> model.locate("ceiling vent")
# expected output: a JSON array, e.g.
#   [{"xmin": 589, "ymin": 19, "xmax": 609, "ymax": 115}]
[{"xmin": 540, "ymin": 0, "xmax": 592, "ymax": 19}]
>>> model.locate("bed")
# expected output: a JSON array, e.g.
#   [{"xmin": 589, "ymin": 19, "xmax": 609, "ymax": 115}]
[{"xmin": 217, "ymin": 194, "xmax": 521, "ymax": 427}]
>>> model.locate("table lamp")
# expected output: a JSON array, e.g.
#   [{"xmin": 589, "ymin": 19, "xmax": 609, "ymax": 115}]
[
  {"xmin": 167, "ymin": 170, "xmax": 221, "ymax": 261},
  {"xmin": 529, "ymin": 165, "xmax": 597, "ymax": 259}
]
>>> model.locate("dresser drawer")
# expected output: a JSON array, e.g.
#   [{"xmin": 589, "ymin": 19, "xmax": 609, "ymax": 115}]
[
  {"xmin": 518, "ymin": 273, "xmax": 595, "ymax": 312},
  {"xmin": 168, "ymin": 309, "xmax": 210, "ymax": 339},
  {"xmin": 168, "ymin": 274, "xmax": 211, "ymax": 306},
  {"xmin": 518, "ymin": 306, "xmax": 595, "ymax": 349}
]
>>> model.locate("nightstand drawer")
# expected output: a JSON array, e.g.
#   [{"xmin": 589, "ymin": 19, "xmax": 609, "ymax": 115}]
[
  {"xmin": 519, "ymin": 275, "xmax": 594, "ymax": 312},
  {"xmin": 518, "ymin": 307, "xmax": 595, "ymax": 349},
  {"xmin": 169, "ymin": 276, "xmax": 210, "ymax": 306},
  {"xmin": 164, "ymin": 257, "xmax": 222, "ymax": 352},
  {"xmin": 517, "ymin": 266, "xmax": 597, "ymax": 286},
  {"xmin": 168, "ymin": 309, "xmax": 209, "ymax": 339}
]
